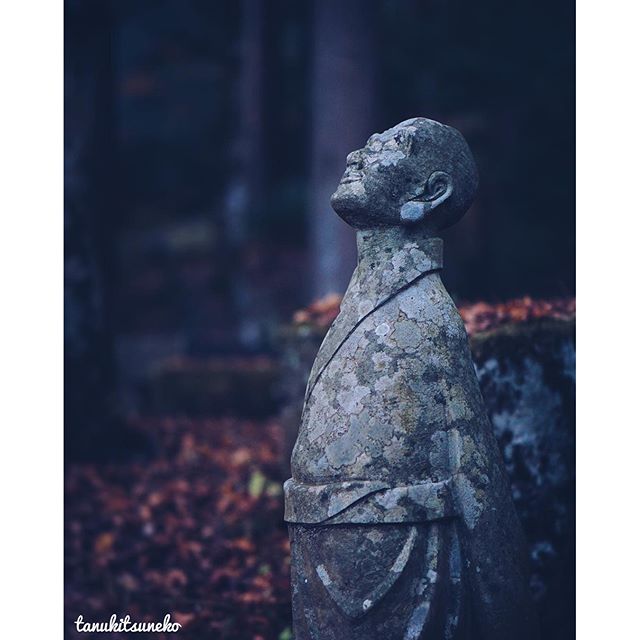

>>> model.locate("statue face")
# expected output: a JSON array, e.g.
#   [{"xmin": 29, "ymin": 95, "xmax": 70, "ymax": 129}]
[{"xmin": 331, "ymin": 119, "xmax": 430, "ymax": 228}]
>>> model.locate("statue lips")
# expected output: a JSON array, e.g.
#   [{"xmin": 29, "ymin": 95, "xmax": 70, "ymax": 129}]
[
  {"xmin": 339, "ymin": 154, "xmax": 365, "ymax": 186},
  {"xmin": 338, "ymin": 171, "xmax": 363, "ymax": 185}
]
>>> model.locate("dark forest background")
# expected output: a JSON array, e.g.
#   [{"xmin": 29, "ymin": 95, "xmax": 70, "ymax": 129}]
[
  {"xmin": 65, "ymin": 2, "xmax": 574, "ymax": 637},
  {"xmin": 66, "ymin": 0, "xmax": 574, "ymax": 458}
]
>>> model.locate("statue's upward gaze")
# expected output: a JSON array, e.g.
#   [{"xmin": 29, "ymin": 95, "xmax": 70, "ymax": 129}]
[{"xmin": 285, "ymin": 118, "xmax": 539, "ymax": 640}]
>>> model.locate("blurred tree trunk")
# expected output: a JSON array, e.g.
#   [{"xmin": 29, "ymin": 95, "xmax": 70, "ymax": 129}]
[
  {"xmin": 65, "ymin": 0, "xmax": 140, "ymax": 460},
  {"xmin": 309, "ymin": 0, "xmax": 375, "ymax": 298},
  {"xmin": 223, "ymin": 0, "xmax": 266, "ymax": 350}
]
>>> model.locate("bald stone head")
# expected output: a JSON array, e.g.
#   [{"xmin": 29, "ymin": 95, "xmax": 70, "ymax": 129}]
[{"xmin": 330, "ymin": 117, "xmax": 479, "ymax": 232}]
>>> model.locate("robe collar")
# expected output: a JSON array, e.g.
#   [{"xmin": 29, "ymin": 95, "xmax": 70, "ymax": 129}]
[{"xmin": 304, "ymin": 231, "xmax": 443, "ymax": 404}]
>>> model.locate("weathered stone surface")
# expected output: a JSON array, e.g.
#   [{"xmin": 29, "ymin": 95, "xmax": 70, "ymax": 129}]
[
  {"xmin": 279, "ymin": 312, "xmax": 574, "ymax": 639},
  {"xmin": 285, "ymin": 118, "xmax": 539, "ymax": 639},
  {"xmin": 473, "ymin": 319, "xmax": 575, "ymax": 640}
]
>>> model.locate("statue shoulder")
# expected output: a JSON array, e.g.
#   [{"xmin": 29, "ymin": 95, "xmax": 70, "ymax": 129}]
[{"xmin": 398, "ymin": 274, "xmax": 467, "ymax": 338}]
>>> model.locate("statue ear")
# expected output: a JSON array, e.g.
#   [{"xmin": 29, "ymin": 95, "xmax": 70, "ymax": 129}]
[{"xmin": 400, "ymin": 171, "xmax": 453, "ymax": 223}]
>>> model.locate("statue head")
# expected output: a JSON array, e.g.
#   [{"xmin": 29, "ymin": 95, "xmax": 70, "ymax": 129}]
[{"xmin": 330, "ymin": 117, "xmax": 479, "ymax": 232}]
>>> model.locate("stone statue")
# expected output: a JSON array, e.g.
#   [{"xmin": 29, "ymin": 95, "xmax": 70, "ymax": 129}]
[{"xmin": 284, "ymin": 118, "xmax": 539, "ymax": 640}]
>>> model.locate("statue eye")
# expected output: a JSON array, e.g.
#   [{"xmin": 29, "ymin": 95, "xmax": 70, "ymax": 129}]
[{"xmin": 394, "ymin": 133, "xmax": 412, "ymax": 152}]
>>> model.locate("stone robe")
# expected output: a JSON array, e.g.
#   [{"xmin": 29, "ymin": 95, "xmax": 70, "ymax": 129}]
[{"xmin": 285, "ymin": 236, "xmax": 538, "ymax": 640}]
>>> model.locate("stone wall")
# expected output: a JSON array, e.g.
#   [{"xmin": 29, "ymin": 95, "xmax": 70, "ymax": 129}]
[{"xmin": 473, "ymin": 319, "xmax": 575, "ymax": 638}]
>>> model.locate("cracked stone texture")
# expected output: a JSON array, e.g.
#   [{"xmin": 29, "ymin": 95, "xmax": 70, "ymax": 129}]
[{"xmin": 285, "ymin": 118, "xmax": 539, "ymax": 640}]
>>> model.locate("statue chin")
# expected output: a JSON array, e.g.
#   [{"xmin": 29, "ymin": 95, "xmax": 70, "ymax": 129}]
[{"xmin": 330, "ymin": 184, "xmax": 368, "ymax": 225}]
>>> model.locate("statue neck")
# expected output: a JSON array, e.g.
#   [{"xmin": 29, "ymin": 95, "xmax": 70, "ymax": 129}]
[{"xmin": 355, "ymin": 227, "xmax": 443, "ymax": 273}]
